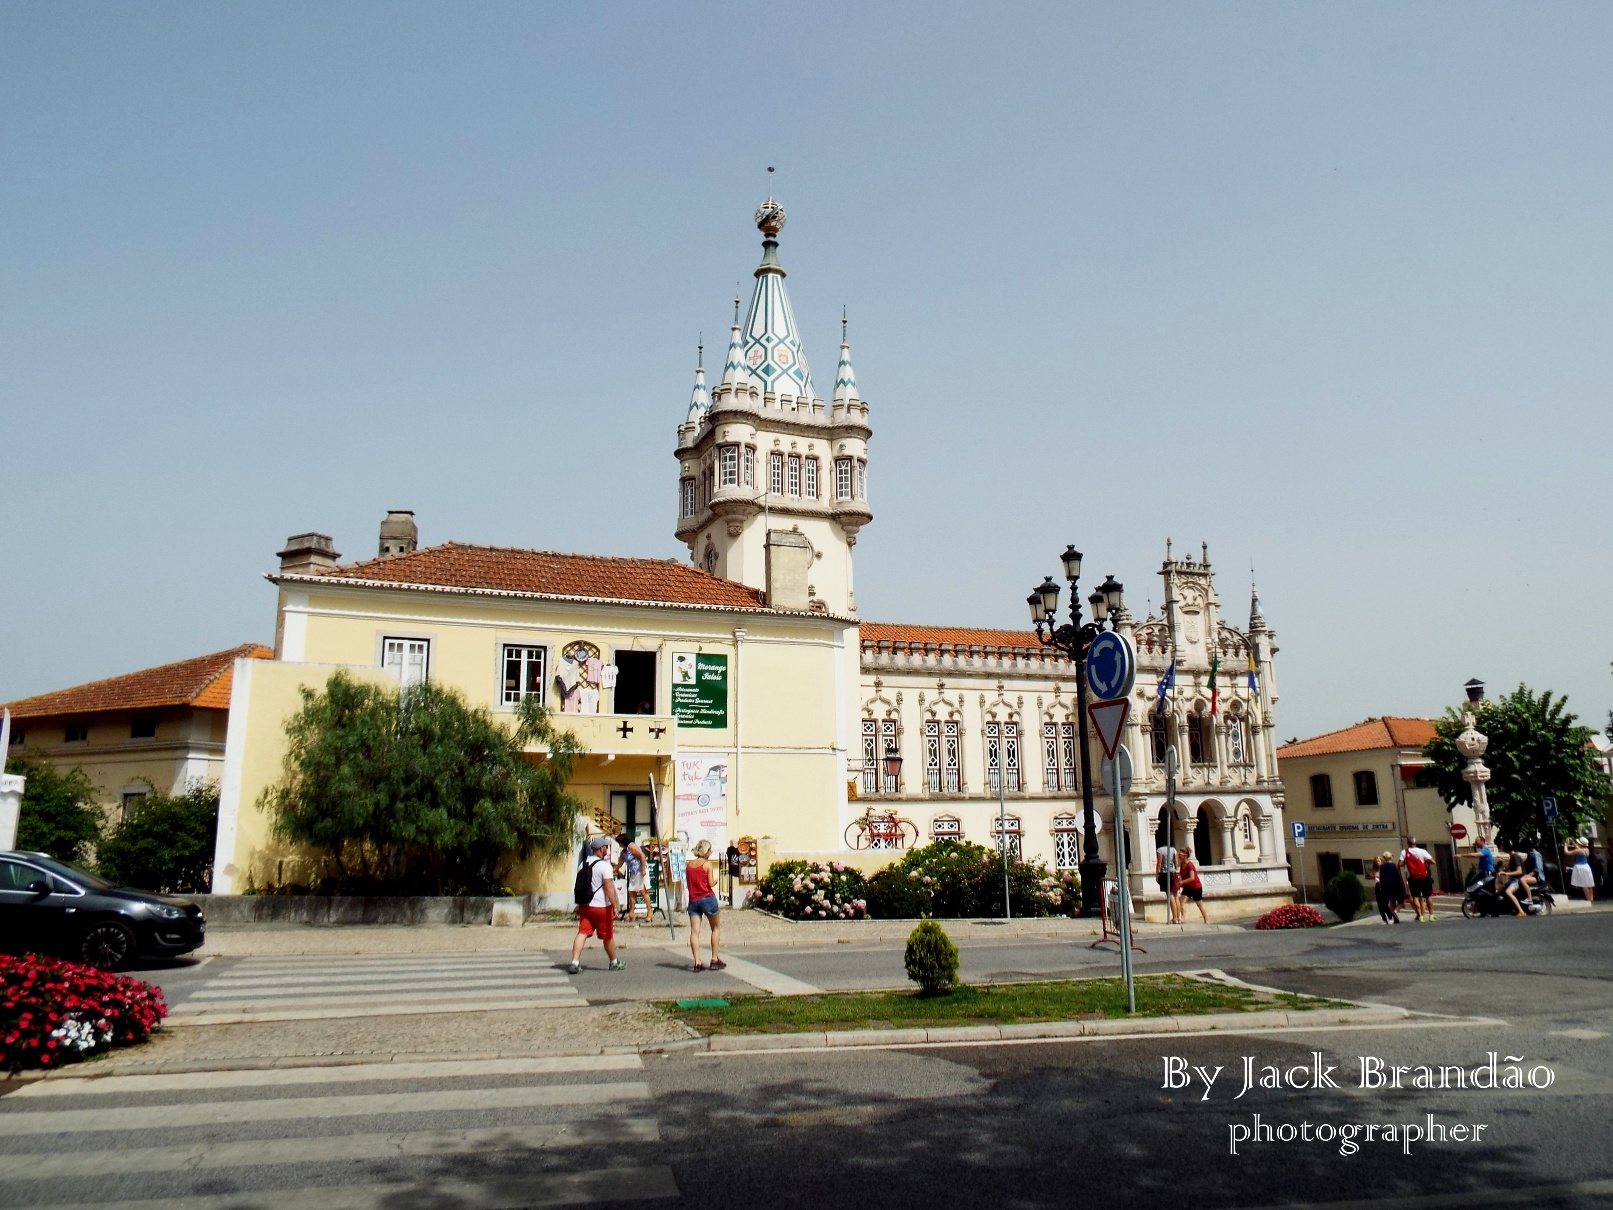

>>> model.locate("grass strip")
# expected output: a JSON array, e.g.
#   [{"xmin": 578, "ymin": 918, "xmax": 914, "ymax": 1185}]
[{"xmin": 660, "ymin": 974, "xmax": 1351, "ymax": 1035}]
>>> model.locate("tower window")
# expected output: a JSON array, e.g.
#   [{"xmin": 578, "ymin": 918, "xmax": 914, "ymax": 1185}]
[
  {"xmin": 804, "ymin": 456, "xmax": 818, "ymax": 499},
  {"xmin": 787, "ymin": 454, "xmax": 801, "ymax": 496},
  {"xmin": 680, "ymin": 478, "xmax": 695, "ymax": 518},
  {"xmin": 770, "ymin": 452, "xmax": 784, "ymax": 494},
  {"xmin": 743, "ymin": 446, "xmax": 755, "ymax": 487},
  {"xmin": 856, "ymin": 459, "xmax": 867, "ymax": 499},
  {"xmin": 719, "ymin": 445, "xmax": 738, "ymax": 488},
  {"xmin": 835, "ymin": 458, "xmax": 853, "ymax": 500}
]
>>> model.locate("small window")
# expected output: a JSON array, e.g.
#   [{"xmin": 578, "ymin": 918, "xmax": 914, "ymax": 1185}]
[
  {"xmin": 1053, "ymin": 815, "xmax": 1080, "ymax": 871},
  {"xmin": 382, "ymin": 638, "xmax": 429, "ymax": 687},
  {"xmin": 992, "ymin": 814, "xmax": 1022, "ymax": 858},
  {"xmin": 931, "ymin": 815, "xmax": 962, "ymax": 839},
  {"xmin": 835, "ymin": 457, "xmax": 853, "ymax": 500},
  {"xmin": 1187, "ymin": 714, "xmax": 1206, "ymax": 764},
  {"xmin": 769, "ymin": 451, "xmax": 784, "ymax": 494},
  {"xmin": 1310, "ymin": 773, "xmax": 1333, "ymax": 809},
  {"xmin": 1353, "ymin": 770, "xmax": 1379, "ymax": 806},
  {"xmin": 743, "ymin": 446, "xmax": 755, "ymax": 487},
  {"xmin": 718, "ymin": 445, "xmax": 739, "ymax": 488},
  {"xmin": 856, "ymin": 459, "xmax": 867, "ymax": 499},
  {"xmin": 120, "ymin": 790, "xmax": 148, "ymax": 821},
  {"xmin": 502, "ymin": 645, "xmax": 547, "ymax": 706},
  {"xmin": 1150, "ymin": 714, "xmax": 1168, "ymax": 763},
  {"xmin": 804, "ymin": 456, "xmax": 819, "ymax": 499},
  {"xmin": 7, "ymin": 727, "xmax": 23, "ymax": 747},
  {"xmin": 787, "ymin": 454, "xmax": 801, "ymax": 496},
  {"xmin": 680, "ymin": 478, "xmax": 695, "ymax": 518},
  {"xmin": 130, "ymin": 718, "xmax": 157, "ymax": 740},
  {"xmin": 64, "ymin": 724, "xmax": 88, "ymax": 744}
]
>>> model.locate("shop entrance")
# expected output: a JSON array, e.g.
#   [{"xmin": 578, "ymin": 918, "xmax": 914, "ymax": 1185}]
[
  {"xmin": 614, "ymin": 650, "xmax": 657, "ymax": 714},
  {"xmin": 610, "ymin": 791, "xmax": 657, "ymax": 839}
]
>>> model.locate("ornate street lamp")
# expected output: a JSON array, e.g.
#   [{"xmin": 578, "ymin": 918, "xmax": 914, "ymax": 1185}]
[
  {"xmin": 882, "ymin": 749, "xmax": 903, "ymax": 791},
  {"xmin": 1028, "ymin": 551, "xmax": 1125, "ymax": 917}
]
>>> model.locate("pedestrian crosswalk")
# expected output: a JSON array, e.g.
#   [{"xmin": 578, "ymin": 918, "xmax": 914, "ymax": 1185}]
[
  {"xmin": 0, "ymin": 1053, "xmax": 677, "ymax": 1208},
  {"xmin": 168, "ymin": 952, "xmax": 586, "ymax": 1023}
]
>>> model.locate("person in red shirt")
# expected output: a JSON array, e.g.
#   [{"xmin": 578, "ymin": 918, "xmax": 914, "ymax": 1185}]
[{"xmin": 685, "ymin": 839, "xmax": 725, "ymax": 972}]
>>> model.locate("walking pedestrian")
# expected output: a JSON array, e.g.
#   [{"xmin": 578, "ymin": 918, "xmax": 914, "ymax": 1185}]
[
  {"xmin": 1175, "ymin": 847, "xmax": 1208, "ymax": 924},
  {"xmin": 1156, "ymin": 837, "xmax": 1181, "ymax": 925},
  {"xmin": 685, "ymin": 839, "xmax": 725, "ymax": 972},
  {"xmin": 568, "ymin": 836, "xmax": 625, "ymax": 974},
  {"xmin": 1400, "ymin": 838, "xmax": 1436, "ymax": 921},
  {"xmin": 1373, "ymin": 851, "xmax": 1404, "ymax": 924},
  {"xmin": 615, "ymin": 832, "xmax": 650, "ymax": 922},
  {"xmin": 1566, "ymin": 837, "xmax": 1597, "ymax": 903}
]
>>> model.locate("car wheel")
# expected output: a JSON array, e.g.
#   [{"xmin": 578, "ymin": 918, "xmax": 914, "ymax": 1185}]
[{"xmin": 79, "ymin": 921, "xmax": 136, "ymax": 971}]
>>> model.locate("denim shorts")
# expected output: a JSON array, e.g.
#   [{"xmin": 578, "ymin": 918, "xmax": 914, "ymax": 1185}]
[{"xmin": 687, "ymin": 896, "xmax": 721, "ymax": 918}]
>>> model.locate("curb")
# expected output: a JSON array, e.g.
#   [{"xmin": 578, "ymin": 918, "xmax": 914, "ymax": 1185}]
[{"xmin": 5, "ymin": 1005, "xmax": 1417, "ymax": 1082}]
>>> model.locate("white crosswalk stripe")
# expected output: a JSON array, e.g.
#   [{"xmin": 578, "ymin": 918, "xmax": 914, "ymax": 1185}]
[
  {"xmin": 0, "ymin": 1053, "xmax": 677, "ymax": 1208},
  {"xmin": 167, "ymin": 952, "xmax": 587, "ymax": 1022}
]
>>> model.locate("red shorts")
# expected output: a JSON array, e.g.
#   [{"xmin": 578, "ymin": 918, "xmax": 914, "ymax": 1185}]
[{"xmin": 576, "ymin": 905, "xmax": 614, "ymax": 941}]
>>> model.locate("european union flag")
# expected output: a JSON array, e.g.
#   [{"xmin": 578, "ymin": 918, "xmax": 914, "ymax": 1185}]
[{"xmin": 1155, "ymin": 659, "xmax": 1176, "ymax": 716}]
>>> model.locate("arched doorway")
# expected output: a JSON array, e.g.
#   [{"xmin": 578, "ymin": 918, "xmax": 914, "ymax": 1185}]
[
  {"xmin": 1194, "ymin": 806, "xmax": 1214, "ymax": 866},
  {"xmin": 1155, "ymin": 805, "xmax": 1173, "ymax": 850}
]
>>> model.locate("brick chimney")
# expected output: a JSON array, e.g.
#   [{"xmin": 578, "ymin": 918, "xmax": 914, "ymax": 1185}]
[
  {"xmin": 277, "ymin": 532, "xmax": 340, "ymax": 574},
  {"xmin": 378, "ymin": 510, "xmax": 418, "ymax": 559}
]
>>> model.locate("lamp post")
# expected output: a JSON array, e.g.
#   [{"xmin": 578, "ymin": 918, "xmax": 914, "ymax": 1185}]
[{"xmin": 1027, "ymin": 547, "xmax": 1126, "ymax": 918}]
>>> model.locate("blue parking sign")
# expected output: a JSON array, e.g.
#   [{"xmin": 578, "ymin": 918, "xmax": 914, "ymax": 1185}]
[
  {"xmin": 1541, "ymin": 796, "xmax": 1558, "ymax": 819},
  {"xmin": 1291, "ymin": 821, "xmax": 1307, "ymax": 848}
]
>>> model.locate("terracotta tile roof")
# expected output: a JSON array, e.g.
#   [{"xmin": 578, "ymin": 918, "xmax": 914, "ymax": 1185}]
[
  {"xmin": 861, "ymin": 621, "xmax": 1046, "ymax": 653},
  {"xmin": 1277, "ymin": 717, "xmax": 1438, "ymax": 760},
  {"xmin": 2, "ymin": 645, "xmax": 273, "ymax": 721},
  {"xmin": 296, "ymin": 542, "xmax": 768, "ymax": 611}
]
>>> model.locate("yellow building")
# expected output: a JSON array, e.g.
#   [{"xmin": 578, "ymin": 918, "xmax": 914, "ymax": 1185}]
[
  {"xmin": 2, "ymin": 645, "xmax": 271, "ymax": 821},
  {"xmin": 1277, "ymin": 717, "xmax": 1475, "ymax": 897}
]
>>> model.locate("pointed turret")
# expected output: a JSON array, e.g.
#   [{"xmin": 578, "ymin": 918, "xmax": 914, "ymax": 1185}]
[
  {"xmin": 737, "ymin": 198, "xmax": 815, "ymax": 401},
  {"xmin": 1249, "ymin": 582, "xmax": 1268, "ymax": 633},
  {"xmin": 718, "ymin": 294, "xmax": 750, "ymax": 395},
  {"xmin": 832, "ymin": 314, "xmax": 860, "ymax": 404},
  {"xmin": 685, "ymin": 342, "xmax": 709, "ymax": 424}
]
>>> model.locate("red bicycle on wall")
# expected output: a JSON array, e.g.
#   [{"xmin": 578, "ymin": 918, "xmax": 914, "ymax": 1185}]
[{"xmin": 845, "ymin": 810, "xmax": 920, "ymax": 850}]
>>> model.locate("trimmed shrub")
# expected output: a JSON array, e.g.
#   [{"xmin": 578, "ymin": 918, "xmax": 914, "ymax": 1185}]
[
  {"xmin": 1323, "ymin": 871, "xmax": 1368, "ymax": 922},
  {"xmin": 754, "ymin": 860, "xmax": 868, "ymax": 920},
  {"xmin": 904, "ymin": 921, "xmax": 959, "ymax": 994},
  {"xmin": 97, "ymin": 784, "xmax": 218, "ymax": 894},
  {"xmin": 1254, "ymin": 904, "xmax": 1327, "ymax": 930},
  {"xmin": 1, "ymin": 954, "xmax": 167, "ymax": 1071}
]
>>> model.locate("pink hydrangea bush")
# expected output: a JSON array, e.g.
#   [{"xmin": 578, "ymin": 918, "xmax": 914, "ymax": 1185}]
[
  {"xmin": 753, "ymin": 860, "xmax": 869, "ymax": 920},
  {"xmin": 1, "ymin": 954, "xmax": 167, "ymax": 1071}
]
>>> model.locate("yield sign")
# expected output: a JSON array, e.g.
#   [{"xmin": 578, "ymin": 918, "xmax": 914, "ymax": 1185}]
[{"xmin": 1088, "ymin": 696, "xmax": 1130, "ymax": 761}]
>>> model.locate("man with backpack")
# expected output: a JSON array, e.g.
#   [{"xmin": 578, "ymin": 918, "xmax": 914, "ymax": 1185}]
[
  {"xmin": 568, "ymin": 835, "xmax": 626, "ymax": 974},
  {"xmin": 1400, "ymin": 838, "xmax": 1437, "ymax": 922}
]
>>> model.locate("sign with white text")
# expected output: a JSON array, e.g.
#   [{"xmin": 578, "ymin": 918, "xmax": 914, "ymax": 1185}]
[{"xmin": 671, "ymin": 652, "xmax": 729, "ymax": 729}]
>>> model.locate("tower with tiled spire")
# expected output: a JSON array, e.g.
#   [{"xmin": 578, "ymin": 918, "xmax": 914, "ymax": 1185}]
[{"xmin": 675, "ymin": 197, "xmax": 871, "ymax": 614}]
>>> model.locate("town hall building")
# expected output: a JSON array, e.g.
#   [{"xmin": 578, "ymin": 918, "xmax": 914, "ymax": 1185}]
[{"xmin": 209, "ymin": 198, "xmax": 1296, "ymax": 919}]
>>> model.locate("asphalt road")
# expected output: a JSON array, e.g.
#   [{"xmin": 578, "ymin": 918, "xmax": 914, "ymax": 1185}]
[{"xmin": 14, "ymin": 910, "xmax": 1607, "ymax": 1209}]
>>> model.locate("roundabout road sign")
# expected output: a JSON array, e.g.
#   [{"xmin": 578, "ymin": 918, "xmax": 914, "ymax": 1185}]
[{"xmin": 1085, "ymin": 631, "xmax": 1136, "ymax": 702}]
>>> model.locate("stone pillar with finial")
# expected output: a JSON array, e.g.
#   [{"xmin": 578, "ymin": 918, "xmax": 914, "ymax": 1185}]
[{"xmin": 1456, "ymin": 712, "xmax": 1493, "ymax": 846}]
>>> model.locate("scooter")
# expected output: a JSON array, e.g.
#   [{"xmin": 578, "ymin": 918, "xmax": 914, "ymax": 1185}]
[{"xmin": 1461, "ymin": 875, "xmax": 1555, "ymax": 918}]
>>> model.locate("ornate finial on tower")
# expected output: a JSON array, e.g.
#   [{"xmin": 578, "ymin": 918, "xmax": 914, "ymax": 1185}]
[
  {"xmin": 842, "ymin": 306, "xmax": 848, "ymax": 342},
  {"xmin": 1249, "ymin": 567, "xmax": 1267, "ymax": 632},
  {"xmin": 833, "ymin": 318, "xmax": 860, "ymax": 405},
  {"xmin": 686, "ymin": 340, "xmax": 710, "ymax": 423},
  {"xmin": 755, "ymin": 168, "xmax": 786, "ymax": 236},
  {"xmin": 1165, "ymin": 537, "xmax": 1173, "ymax": 563},
  {"xmin": 1201, "ymin": 541, "xmax": 1209, "ymax": 566}
]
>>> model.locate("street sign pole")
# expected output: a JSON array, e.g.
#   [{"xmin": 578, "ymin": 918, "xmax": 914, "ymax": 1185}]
[
  {"xmin": 998, "ymin": 768, "xmax": 1012, "ymax": 921},
  {"xmin": 1291, "ymin": 821, "xmax": 1308, "ymax": 906},
  {"xmin": 1113, "ymin": 744, "xmax": 1135, "ymax": 1014},
  {"xmin": 1542, "ymin": 797, "xmax": 1565, "ymax": 895}
]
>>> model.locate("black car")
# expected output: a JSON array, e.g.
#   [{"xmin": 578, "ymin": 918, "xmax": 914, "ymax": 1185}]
[{"xmin": 0, "ymin": 851, "xmax": 205, "ymax": 969}]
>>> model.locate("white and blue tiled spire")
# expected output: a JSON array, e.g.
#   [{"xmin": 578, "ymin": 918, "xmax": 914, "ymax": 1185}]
[
  {"xmin": 685, "ymin": 339, "xmax": 709, "ymax": 424},
  {"xmin": 832, "ymin": 311, "xmax": 859, "ymax": 404},
  {"xmin": 737, "ymin": 198, "xmax": 816, "ymax": 399},
  {"xmin": 718, "ymin": 293, "xmax": 749, "ymax": 393}
]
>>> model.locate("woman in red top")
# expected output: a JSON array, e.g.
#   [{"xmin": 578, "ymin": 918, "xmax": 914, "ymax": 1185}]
[
  {"xmin": 1176, "ymin": 847, "xmax": 1208, "ymax": 924},
  {"xmin": 685, "ymin": 839, "xmax": 725, "ymax": 971}
]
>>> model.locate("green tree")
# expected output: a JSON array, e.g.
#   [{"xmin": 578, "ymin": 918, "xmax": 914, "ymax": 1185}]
[
  {"xmin": 8, "ymin": 752, "xmax": 103, "ymax": 866},
  {"xmin": 97, "ymin": 783, "xmax": 219, "ymax": 894},
  {"xmin": 263, "ymin": 672, "xmax": 583, "ymax": 894},
  {"xmin": 1423, "ymin": 685, "xmax": 1609, "ymax": 847}
]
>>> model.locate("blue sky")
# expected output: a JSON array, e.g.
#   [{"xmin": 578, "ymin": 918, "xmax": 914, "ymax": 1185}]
[{"xmin": 3, "ymin": 3, "xmax": 1610, "ymax": 740}]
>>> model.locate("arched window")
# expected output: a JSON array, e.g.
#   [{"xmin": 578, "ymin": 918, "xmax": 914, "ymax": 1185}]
[
  {"xmin": 991, "ymin": 815, "xmax": 1021, "ymax": 858},
  {"xmin": 1226, "ymin": 714, "xmax": 1249, "ymax": 765},
  {"xmin": 1150, "ymin": 713, "xmax": 1168, "ymax": 763},
  {"xmin": 1194, "ymin": 807, "xmax": 1214, "ymax": 866},
  {"xmin": 1052, "ymin": 813, "xmax": 1079, "ymax": 871},
  {"xmin": 931, "ymin": 815, "xmax": 962, "ymax": 840}
]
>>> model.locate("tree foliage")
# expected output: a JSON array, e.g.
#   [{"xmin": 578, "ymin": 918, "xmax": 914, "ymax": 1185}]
[
  {"xmin": 1423, "ymin": 685, "xmax": 1608, "ymax": 847},
  {"xmin": 262, "ymin": 673, "xmax": 583, "ymax": 894},
  {"xmin": 97, "ymin": 783, "xmax": 218, "ymax": 894},
  {"xmin": 9, "ymin": 753, "xmax": 102, "ymax": 866}
]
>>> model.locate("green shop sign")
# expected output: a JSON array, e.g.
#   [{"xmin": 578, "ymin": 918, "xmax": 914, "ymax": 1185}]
[{"xmin": 671, "ymin": 652, "xmax": 728, "ymax": 729}]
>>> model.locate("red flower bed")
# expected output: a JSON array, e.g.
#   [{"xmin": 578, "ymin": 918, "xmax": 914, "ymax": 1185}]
[
  {"xmin": 1254, "ymin": 904, "xmax": 1327, "ymax": 930},
  {"xmin": 1, "ymin": 953, "xmax": 167, "ymax": 1071}
]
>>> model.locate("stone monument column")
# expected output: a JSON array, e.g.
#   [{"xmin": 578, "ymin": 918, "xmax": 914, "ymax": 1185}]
[{"xmin": 1455, "ymin": 711, "xmax": 1492, "ymax": 846}]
